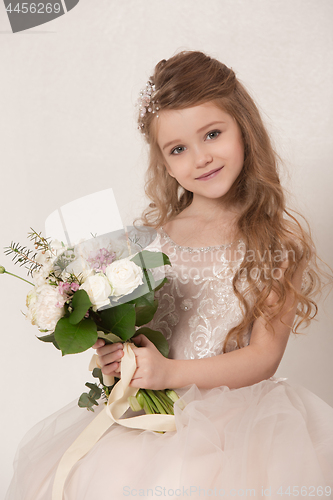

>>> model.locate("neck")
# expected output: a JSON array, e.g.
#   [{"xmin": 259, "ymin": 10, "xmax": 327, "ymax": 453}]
[{"xmin": 183, "ymin": 195, "xmax": 242, "ymax": 225}]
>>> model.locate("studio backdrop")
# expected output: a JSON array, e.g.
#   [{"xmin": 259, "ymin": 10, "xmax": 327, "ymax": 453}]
[{"xmin": 0, "ymin": 0, "xmax": 332, "ymax": 495}]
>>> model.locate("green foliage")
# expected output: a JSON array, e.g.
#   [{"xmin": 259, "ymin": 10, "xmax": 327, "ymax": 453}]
[
  {"xmin": 3, "ymin": 228, "xmax": 53, "ymax": 276},
  {"xmin": 4, "ymin": 241, "xmax": 40, "ymax": 276},
  {"xmin": 69, "ymin": 290, "xmax": 92, "ymax": 325},
  {"xmin": 54, "ymin": 317, "xmax": 98, "ymax": 355},
  {"xmin": 92, "ymin": 367, "xmax": 104, "ymax": 384},
  {"xmin": 130, "ymin": 250, "xmax": 171, "ymax": 269},
  {"xmin": 128, "ymin": 290, "xmax": 158, "ymax": 327},
  {"xmin": 78, "ymin": 368, "xmax": 116, "ymax": 411},
  {"xmin": 78, "ymin": 382, "xmax": 102, "ymax": 411},
  {"xmin": 97, "ymin": 303, "xmax": 136, "ymax": 341},
  {"xmin": 154, "ymin": 277, "xmax": 169, "ymax": 292},
  {"xmin": 27, "ymin": 228, "xmax": 51, "ymax": 253},
  {"xmin": 97, "ymin": 332, "xmax": 123, "ymax": 344},
  {"xmin": 37, "ymin": 332, "xmax": 60, "ymax": 350},
  {"xmin": 133, "ymin": 327, "xmax": 169, "ymax": 357}
]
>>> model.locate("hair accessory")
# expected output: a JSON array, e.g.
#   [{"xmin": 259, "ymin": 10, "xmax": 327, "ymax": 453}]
[{"xmin": 137, "ymin": 80, "xmax": 159, "ymax": 133}]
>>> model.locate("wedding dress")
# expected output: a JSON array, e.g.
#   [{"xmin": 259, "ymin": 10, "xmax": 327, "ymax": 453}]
[{"xmin": 6, "ymin": 228, "xmax": 333, "ymax": 499}]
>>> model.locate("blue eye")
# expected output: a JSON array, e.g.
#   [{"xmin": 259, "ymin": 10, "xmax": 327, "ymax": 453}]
[
  {"xmin": 206, "ymin": 130, "xmax": 221, "ymax": 140},
  {"xmin": 171, "ymin": 146, "xmax": 186, "ymax": 155}
]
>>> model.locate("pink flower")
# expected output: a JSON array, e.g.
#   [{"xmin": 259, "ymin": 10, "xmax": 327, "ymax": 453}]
[
  {"xmin": 58, "ymin": 281, "xmax": 71, "ymax": 294},
  {"xmin": 71, "ymin": 282, "xmax": 79, "ymax": 292},
  {"xmin": 87, "ymin": 248, "xmax": 116, "ymax": 273}
]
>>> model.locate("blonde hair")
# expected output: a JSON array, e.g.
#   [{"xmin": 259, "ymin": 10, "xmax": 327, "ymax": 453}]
[{"xmin": 134, "ymin": 50, "xmax": 332, "ymax": 352}]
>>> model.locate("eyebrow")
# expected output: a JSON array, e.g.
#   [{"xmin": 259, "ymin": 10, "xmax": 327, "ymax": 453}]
[{"xmin": 162, "ymin": 121, "xmax": 226, "ymax": 151}]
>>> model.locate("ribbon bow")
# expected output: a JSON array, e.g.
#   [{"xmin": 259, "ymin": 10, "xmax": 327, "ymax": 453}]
[{"xmin": 52, "ymin": 342, "xmax": 176, "ymax": 500}]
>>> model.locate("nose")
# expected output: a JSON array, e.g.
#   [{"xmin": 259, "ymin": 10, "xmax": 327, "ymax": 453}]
[{"xmin": 195, "ymin": 146, "xmax": 213, "ymax": 168}]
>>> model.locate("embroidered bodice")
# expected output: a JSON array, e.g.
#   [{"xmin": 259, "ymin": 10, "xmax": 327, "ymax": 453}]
[{"xmin": 144, "ymin": 228, "xmax": 251, "ymax": 360}]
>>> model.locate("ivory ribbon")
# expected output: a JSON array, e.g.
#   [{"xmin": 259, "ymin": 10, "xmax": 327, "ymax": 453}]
[{"xmin": 52, "ymin": 343, "xmax": 176, "ymax": 500}]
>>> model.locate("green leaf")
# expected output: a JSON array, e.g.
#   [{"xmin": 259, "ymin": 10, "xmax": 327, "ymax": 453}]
[
  {"xmin": 97, "ymin": 332, "xmax": 123, "ymax": 344},
  {"xmin": 69, "ymin": 290, "xmax": 92, "ymax": 325},
  {"xmin": 133, "ymin": 327, "xmax": 169, "ymax": 357},
  {"xmin": 129, "ymin": 290, "xmax": 155, "ymax": 308},
  {"xmin": 135, "ymin": 299, "xmax": 158, "ymax": 327},
  {"xmin": 130, "ymin": 250, "xmax": 171, "ymax": 269},
  {"xmin": 54, "ymin": 317, "xmax": 98, "ymax": 355},
  {"xmin": 92, "ymin": 368, "xmax": 104, "ymax": 385},
  {"xmin": 37, "ymin": 332, "xmax": 60, "ymax": 350},
  {"xmin": 128, "ymin": 290, "xmax": 158, "ymax": 326},
  {"xmin": 86, "ymin": 382, "xmax": 102, "ymax": 400},
  {"xmin": 154, "ymin": 277, "xmax": 169, "ymax": 292},
  {"xmin": 78, "ymin": 392, "xmax": 98, "ymax": 411},
  {"xmin": 97, "ymin": 303, "xmax": 136, "ymax": 341}
]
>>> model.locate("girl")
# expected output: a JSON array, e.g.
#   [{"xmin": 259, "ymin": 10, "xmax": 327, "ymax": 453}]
[{"xmin": 6, "ymin": 51, "xmax": 333, "ymax": 499}]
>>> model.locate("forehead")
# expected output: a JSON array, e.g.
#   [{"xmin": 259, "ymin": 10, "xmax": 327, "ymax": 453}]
[{"xmin": 156, "ymin": 102, "xmax": 233, "ymax": 143}]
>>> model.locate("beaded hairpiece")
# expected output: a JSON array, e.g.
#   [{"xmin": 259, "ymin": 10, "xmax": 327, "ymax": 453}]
[{"xmin": 137, "ymin": 80, "xmax": 159, "ymax": 134}]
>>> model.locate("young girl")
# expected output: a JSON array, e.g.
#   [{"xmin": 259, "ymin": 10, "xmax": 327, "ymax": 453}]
[{"xmin": 6, "ymin": 51, "xmax": 333, "ymax": 499}]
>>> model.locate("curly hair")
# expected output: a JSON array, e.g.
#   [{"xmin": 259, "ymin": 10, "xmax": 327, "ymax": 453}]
[{"xmin": 134, "ymin": 50, "xmax": 332, "ymax": 352}]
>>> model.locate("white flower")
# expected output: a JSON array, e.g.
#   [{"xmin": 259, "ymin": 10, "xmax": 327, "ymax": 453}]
[
  {"xmin": 105, "ymin": 258, "xmax": 143, "ymax": 297},
  {"xmin": 50, "ymin": 239, "xmax": 66, "ymax": 256},
  {"xmin": 32, "ymin": 251, "xmax": 54, "ymax": 286},
  {"xmin": 26, "ymin": 284, "xmax": 66, "ymax": 332},
  {"xmin": 80, "ymin": 274, "xmax": 112, "ymax": 311},
  {"xmin": 26, "ymin": 288, "xmax": 39, "ymax": 325},
  {"xmin": 65, "ymin": 257, "xmax": 94, "ymax": 282},
  {"xmin": 32, "ymin": 264, "xmax": 53, "ymax": 286},
  {"xmin": 35, "ymin": 251, "xmax": 51, "ymax": 266}
]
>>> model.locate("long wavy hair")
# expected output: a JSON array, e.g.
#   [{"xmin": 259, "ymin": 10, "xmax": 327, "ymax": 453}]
[{"xmin": 134, "ymin": 50, "xmax": 331, "ymax": 353}]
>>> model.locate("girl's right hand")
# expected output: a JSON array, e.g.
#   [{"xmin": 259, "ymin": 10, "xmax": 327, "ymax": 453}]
[{"xmin": 92, "ymin": 339, "xmax": 124, "ymax": 378}]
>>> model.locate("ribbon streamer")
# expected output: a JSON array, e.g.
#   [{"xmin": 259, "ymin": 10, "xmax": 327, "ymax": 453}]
[{"xmin": 52, "ymin": 343, "xmax": 176, "ymax": 500}]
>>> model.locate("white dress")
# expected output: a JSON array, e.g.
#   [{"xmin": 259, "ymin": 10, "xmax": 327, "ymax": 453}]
[{"xmin": 6, "ymin": 228, "xmax": 333, "ymax": 500}]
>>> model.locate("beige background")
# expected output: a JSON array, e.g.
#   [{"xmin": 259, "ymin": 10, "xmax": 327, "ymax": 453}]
[{"xmin": 1, "ymin": 0, "xmax": 332, "ymax": 495}]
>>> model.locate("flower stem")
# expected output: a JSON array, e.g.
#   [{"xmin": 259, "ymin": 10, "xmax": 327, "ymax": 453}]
[{"xmin": 3, "ymin": 270, "xmax": 33, "ymax": 286}]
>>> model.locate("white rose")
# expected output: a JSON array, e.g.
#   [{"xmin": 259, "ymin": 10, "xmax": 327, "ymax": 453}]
[
  {"xmin": 105, "ymin": 258, "xmax": 143, "ymax": 297},
  {"xmin": 27, "ymin": 284, "xmax": 66, "ymax": 332},
  {"xmin": 80, "ymin": 274, "xmax": 111, "ymax": 311}
]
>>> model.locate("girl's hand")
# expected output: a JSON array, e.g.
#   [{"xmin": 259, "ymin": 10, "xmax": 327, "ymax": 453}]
[
  {"xmin": 130, "ymin": 334, "xmax": 170, "ymax": 390},
  {"xmin": 92, "ymin": 339, "xmax": 124, "ymax": 378}
]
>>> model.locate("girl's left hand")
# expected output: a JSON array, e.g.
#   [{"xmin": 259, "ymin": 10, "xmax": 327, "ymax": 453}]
[{"xmin": 130, "ymin": 334, "xmax": 170, "ymax": 390}]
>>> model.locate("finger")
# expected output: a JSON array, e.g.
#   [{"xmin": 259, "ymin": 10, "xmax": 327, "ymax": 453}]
[
  {"xmin": 132, "ymin": 334, "xmax": 151, "ymax": 347},
  {"xmin": 96, "ymin": 342, "xmax": 123, "ymax": 357},
  {"xmin": 92, "ymin": 339, "xmax": 105, "ymax": 349},
  {"xmin": 131, "ymin": 335, "xmax": 142, "ymax": 346},
  {"xmin": 102, "ymin": 361, "xmax": 120, "ymax": 375},
  {"xmin": 98, "ymin": 347, "xmax": 124, "ymax": 367}
]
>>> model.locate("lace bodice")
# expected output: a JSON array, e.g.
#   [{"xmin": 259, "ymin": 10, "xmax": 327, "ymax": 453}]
[{"xmin": 144, "ymin": 228, "xmax": 251, "ymax": 360}]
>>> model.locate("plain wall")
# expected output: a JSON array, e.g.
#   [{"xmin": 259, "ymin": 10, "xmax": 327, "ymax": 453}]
[{"xmin": 1, "ymin": 0, "xmax": 332, "ymax": 495}]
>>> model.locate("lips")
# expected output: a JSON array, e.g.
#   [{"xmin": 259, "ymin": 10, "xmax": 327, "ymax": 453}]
[{"xmin": 196, "ymin": 166, "xmax": 223, "ymax": 179}]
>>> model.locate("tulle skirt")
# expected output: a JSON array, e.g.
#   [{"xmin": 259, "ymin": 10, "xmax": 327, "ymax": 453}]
[{"xmin": 6, "ymin": 378, "xmax": 333, "ymax": 500}]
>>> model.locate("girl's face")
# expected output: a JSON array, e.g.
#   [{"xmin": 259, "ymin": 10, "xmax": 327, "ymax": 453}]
[{"xmin": 157, "ymin": 102, "xmax": 244, "ymax": 205}]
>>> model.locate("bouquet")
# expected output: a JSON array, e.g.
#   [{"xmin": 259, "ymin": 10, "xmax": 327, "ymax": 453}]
[{"xmin": 1, "ymin": 228, "xmax": 179, "ymax": 415}]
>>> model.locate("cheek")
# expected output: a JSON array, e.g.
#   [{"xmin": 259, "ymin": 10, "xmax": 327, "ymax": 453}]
[
  {"xmin": 163, "ymin": 159, "xmax": 176, "ymax": 178},
  {"xmin": 220, "ymin": 140, "xmax": 244, "ymax": 166},
  {"xmin": 232, "ymin": 137, "xmax": 244, "ymax": 166}
]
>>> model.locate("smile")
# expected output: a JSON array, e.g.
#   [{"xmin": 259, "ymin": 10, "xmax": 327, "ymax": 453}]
[{"xmin": 195, "ymin": 166, "xmax": 224, "ymax": 180}]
